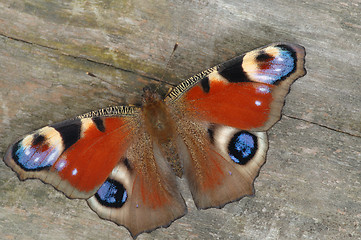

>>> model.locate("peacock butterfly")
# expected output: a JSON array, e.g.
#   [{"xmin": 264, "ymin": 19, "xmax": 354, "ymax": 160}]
[{"xmin": 3, "ymin": 43, "xmax": 306, "ymax": 238}]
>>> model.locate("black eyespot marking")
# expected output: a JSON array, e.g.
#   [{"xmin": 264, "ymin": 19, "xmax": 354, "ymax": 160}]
[
  {"xmin": 276, "ymin": 44, "xmax": 297, "ymax": 57},
  {"xmin": 51, "ymin": 120, "xmax": 81, "ymax": 150},
  {"xmin": 218, "ymin": 57, "xmax": 249, "ymax": 83},
  {"xmin": 32, "ymin": 134, "xmax": 45, "ymax": 146},
  {"xmin": 275, "ymin": 44, "xmax": 297, "ymax": 76},
  {"xmin": 207, "ymin": 125, "xmax": 215, "ymax": 144},
  {"xmin": 95, "ymin": 178, "xmax": 128, "ymax": 208},
  {"xmin": 93, "ymin": 117, "xmax": 105, "ymax": 132},
  {"xmin": 228, "ymin": 131, "xmax": 258, "ymax": 165},
  {"xmin": 256, "ymin": 51, "xmax": 274, "ymax": 62},
  {"xmin": 123, "ymin": 158, "xmax": 132, "ymax": 172},
  {"xmin": 11, "ymin": 140, "xmax": 21, "ymax": 163},
  {"xmin": 200, "ymin": 76, "xmax": 210, "ymax": 93}
]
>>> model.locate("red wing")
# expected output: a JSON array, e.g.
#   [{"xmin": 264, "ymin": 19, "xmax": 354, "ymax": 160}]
[
  {"xmin": 166, "ymin": 43, "xmax": 306, "ymax": 131},
  {"xmin": 4, "ymin": 112, "xmax": 136, "ymax": 199}
]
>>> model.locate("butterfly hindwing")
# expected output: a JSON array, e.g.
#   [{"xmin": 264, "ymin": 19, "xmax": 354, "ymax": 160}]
[
  {"xmin": 87, "ymin": 130, "xmax": 187, "ymax": 238},
  {"xmin": 174, "ymin": 117, "xmax": 268, "ymax": 209},
  {"xmin": 4, "ymin": 107, "xmax": 137, "ymax": 198}
]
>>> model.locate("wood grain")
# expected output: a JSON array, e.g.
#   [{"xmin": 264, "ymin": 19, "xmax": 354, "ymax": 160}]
[{"xmin": 0, "ymin": 0, "xmax": 360, "ymax": 239}]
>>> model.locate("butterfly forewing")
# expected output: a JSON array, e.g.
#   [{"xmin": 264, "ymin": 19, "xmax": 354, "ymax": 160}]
[
  {"xmin": 166, "ymin": 43, "xmax": 306, "ymax": 131},
  {"xmin": 4, "ymin": 108, "xmax": 137, "ymax": 199}
]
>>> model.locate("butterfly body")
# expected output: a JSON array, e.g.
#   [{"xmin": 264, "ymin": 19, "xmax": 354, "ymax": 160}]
[
  {"xmin": 142, "ymin": 88, "xmax": 177, "ymax": 145},
  {"xmin": 4, "ymin": 43, "xmax": 306, "ymax": 238}
]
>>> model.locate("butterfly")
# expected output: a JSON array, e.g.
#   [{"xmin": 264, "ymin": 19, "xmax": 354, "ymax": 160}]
[{"xmin": 4, "ymin": 43, "xmax": 306, "ymax": 238}]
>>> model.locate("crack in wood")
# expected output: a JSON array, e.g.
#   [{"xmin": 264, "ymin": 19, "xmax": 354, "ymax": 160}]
[
  {"xmin": 284, "ymin": 114, "xmax": 360, "ymax": 138},
  {"xmin": 0, "ymin": 33, "xmax": 176, "ymax": 87}
]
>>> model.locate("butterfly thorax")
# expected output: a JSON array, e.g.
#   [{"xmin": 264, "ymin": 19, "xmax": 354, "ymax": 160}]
[
  {"xmin": 142, "ymin": 99, "xmax": 176, "ymax": 143},
  {"xmin": 142, "ymin": 89, "xmax": 176, "ymax": 142}
]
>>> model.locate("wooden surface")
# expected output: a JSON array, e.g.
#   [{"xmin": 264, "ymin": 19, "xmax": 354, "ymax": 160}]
[{"xmin": 0, "ymin": 0, "xmax": 360, "ymax": 239}]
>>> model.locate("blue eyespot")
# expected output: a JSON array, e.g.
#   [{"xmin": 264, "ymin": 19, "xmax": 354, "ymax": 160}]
[
  {"xmin": 95, "ymin": 179, "xmax": 127, "ymax": 208},
  {"xmin": 255, "ymin": 45, "xmax": 296, "ymax": 84},
  {"xmin": 228, "ymin": 131, "xmax": 258, "ymax": 165},
  {"xmin": 12, "ymin": 140, "xmax": 59, "ymax": 171}
]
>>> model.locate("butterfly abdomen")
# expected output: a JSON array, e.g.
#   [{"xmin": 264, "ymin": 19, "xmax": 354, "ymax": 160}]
[{"xmin": 140, "ymin": 94, "xmax": 185, "ymax": 177}]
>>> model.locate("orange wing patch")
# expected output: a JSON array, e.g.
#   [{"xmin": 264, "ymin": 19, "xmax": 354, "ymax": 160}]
[
  {"xmin": 55, "ymin": 117, "xmax": 133, "ymax": 192},
  {"xmin": 184, "ymin": 81, "xmax": 274, "ymax": 130}
]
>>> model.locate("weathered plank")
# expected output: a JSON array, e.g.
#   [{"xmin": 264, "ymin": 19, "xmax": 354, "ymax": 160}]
[{"xmin": 0, "ymin": 0, "xmax": 360, "ymax": 239}]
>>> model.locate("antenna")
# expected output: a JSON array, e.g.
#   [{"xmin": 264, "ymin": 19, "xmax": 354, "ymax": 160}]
[{"xmin": 159, "ymin": 43, "xmax": 178, "ymax": 84}]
